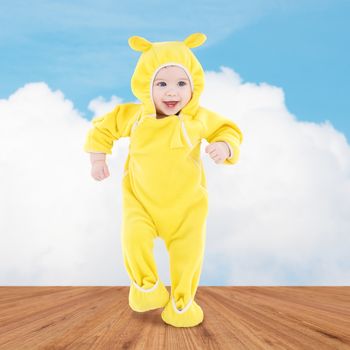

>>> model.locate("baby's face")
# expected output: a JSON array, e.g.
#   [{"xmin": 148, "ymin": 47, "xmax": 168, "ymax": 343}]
[{"xmin": 152, "ymin": 65, "xmax": 192, "ymax": 117}]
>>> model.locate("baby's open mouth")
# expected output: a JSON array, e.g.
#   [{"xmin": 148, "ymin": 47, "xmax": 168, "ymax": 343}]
[{"xmin": 163, "ymin": 101, "xmax": 179, "ymax": 108}]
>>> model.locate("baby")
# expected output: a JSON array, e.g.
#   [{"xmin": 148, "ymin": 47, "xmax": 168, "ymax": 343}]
[{"xmin": 84, "ymin": 33, "xmax": 243, "ymax": 328}]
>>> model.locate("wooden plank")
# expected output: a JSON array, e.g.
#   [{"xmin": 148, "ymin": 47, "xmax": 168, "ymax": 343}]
[{"xmin": 0, "ymin": 287, "xmax": 349, "ymax": 349}]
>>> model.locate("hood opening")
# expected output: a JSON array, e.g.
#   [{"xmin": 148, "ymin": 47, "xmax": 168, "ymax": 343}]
[{"xmin": 150, "ymin": 63, "xmax": 194, "ymax": 118}]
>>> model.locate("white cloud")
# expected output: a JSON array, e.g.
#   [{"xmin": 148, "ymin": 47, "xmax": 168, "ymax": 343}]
[
  {"xmin": 0, "ymin": 83, "xmax": 130, "ymax": 285},
  {"xmin": 201, "ymin": 67, "xmax": 350, "ymax": 285},
  {"xmin": 88, "ymin": 95, "xmax": 124, "ymax": 117},
  {"xmin": 1, "ymin": 69, "xmax": 349, "ymax": 286}
]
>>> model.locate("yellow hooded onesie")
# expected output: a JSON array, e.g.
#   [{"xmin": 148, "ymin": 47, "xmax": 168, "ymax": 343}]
[{"xmin": 83, "ymin": 33, "xmax": 243, "ymax": 327}]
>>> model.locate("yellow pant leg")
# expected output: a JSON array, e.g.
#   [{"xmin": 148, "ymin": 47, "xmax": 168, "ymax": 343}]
[
  {"xmin": 160, "ymin": 202, "xmax": 207, "ymax": 328},
  {"xmin": 121, "ymin": 174, "xmax": 169, "ymax": 312}
]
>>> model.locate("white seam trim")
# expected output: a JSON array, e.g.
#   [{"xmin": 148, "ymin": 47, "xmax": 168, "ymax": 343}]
[
  {"xmin": 179, "ymin": 114, "xmax": 193, "ymax": 148},
  {"xmin": 131, "ymin": 120, "xmax": 139, "ymax": 133},
  {"xmin": 131, "ymin": 109, "xmax": 147, "ymax": 133},
  {"xmin": 171, "ymin": 296, "xmax": 193, "ymax": 314},
  {"xmin": 224, "ymin": 141, "xmax": 233, "ymax": 159},
  {"xmin": 133, "ymin": 279, "xmax": 159, "ymax": 293}
]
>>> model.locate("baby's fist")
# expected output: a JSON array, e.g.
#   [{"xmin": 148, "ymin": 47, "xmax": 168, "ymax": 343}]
[
  {"xmin": 205, "ymin": 142, "xmax": 231, "ymax": 164},
  {"xmin": 91, "ymin": 160, "xmax": 110, "ymax": 181}
]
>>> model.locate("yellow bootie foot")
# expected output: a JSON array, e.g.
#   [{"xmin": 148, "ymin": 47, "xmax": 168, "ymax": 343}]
[
  {"xmin": 161, "ymin": 296, "xmax": 204, "ymax": 327},
  {"xmin": 129, "ymin": 279, "xmax": 170, "ymax": 312}
]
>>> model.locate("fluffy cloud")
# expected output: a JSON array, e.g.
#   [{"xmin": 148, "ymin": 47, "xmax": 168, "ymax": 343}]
[
  {"xmin": 201, "ymin": 67, "xmax": 350, "ymax": 285},
  {"xmin": 0, "ymin": 83, "xmax": 129, "ymax": 285},
  {"xmin": 1, "ymin": 67, "xmax": 349, "ymax": 286}
]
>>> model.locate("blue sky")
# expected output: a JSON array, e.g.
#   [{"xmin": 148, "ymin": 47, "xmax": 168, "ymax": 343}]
[
  {"xmin": 1, "ymin": 0, "xmax": 350, "ymax": 286},
  {"xmin": 1, "ymin": 0, "xmax": 349, "ymax": 140}
]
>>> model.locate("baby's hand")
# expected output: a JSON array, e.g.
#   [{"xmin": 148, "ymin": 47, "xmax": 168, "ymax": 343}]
[
  {"xmin": 205, "ymin": 142, "xmax": 231, "ymax": 164},
  {"xmin": 91, "ymin": 160, "xmax": 110, "ymax": 181}
]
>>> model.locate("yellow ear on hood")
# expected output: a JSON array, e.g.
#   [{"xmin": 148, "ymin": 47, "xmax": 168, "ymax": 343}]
[
  {"xmin": 128, "ymin": 36, "xmax": 153, "ymax": 52},
  {"xmin": 183, "ymin": 33, "xmax": 207, "ymax": 48}
]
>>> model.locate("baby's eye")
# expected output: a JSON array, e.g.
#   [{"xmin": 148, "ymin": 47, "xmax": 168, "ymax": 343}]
[
  {"xmin": 178, "ymin": 81, "xmax": 187, "ymax": 86},
  {"xmin": 156, "ymin": 82, "xmax": 166, "ymax": 87}
]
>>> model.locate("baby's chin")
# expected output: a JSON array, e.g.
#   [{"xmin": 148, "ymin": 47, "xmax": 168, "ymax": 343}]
[{"xmin": 156, "ymin": 107, "xmax": 181, "ymax": 116}]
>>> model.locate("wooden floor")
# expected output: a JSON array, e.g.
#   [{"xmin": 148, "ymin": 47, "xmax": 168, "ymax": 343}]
[{"xmin": 0, "ymin": 286, "xmax": 349, "ymax": 349}]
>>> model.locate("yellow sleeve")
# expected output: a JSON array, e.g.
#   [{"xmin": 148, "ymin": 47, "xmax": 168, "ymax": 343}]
[
  {"xmin": 199, "ymin": 107, "xmax": 243, "ymax": 165},
  {"xmin": 83, "ymin": 103, "xmax": 141, "ymax": 154}
]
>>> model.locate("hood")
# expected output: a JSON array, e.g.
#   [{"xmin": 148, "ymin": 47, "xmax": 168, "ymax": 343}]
[{"xmin": 128, "ymin": 33, "xmax": 206, "ymax": 118}]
